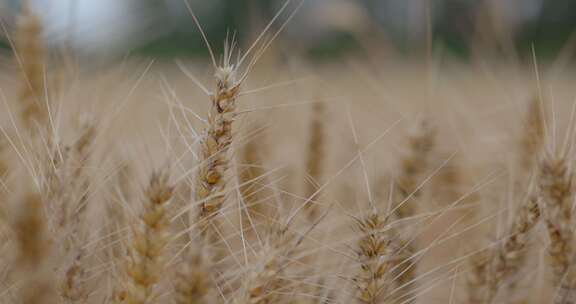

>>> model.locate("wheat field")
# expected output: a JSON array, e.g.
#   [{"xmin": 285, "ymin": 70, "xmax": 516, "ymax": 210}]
[{"xmin": 3, "ymin": 2, "xmax": 576, "ymax": 304}]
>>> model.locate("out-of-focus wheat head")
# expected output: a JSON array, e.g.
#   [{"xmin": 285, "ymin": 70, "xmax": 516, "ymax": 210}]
[
  {"xmin": 4, "ymin": 2, "xmax": 576, "ymax": 303},
  {"xmin": 538, "ymin": 154, "xmax": 576, "ymax": 304},
  {"xmin": 240, "ymin": 220, "xmax": 295, "ymax": 304},
  {"xmin": 174, "ymin": 243, "xmax": 213, "ymax": 304},
  {"xmin": 14, "ymin": 1, "xmax": 48, "ymax": 130},
  {"xmin": 117, "ymin": 170, "xmax": 174, "ymax": 304},
  {"xmin": 11, "ymin": 192, "xmax": 57, "ymax": 304}
]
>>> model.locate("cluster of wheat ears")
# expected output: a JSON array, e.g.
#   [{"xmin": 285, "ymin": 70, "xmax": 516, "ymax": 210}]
[{"xmin": 4, "ymin": 2, "xmax": 576, "ymax": 304}]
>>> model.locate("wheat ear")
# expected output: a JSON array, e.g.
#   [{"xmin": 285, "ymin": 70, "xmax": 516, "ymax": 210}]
[
  {"xmin": 117, "ymin": 170, "xmax": 174, "ymax": 303},
  {"xmin": 538, "ymin": 154, "xmax": 576, "ymax": 304},
  {"xmin": 14, "ymin": 1, "xmax": 48, "ymax": 130},
  {"xmin": 395, "ymin": 119, "xmax": 435, "ymax": 218},
  {"xmin": 481, "ymin": 95, "xmax": 546, "ymax": 301},
  {"xmin": 240, "ymin": 219, "xmax": 299, "ymax": 304},
  {"xmin": 391, "ymin": 119, "xmax": 435, "ymax": 303},
  {"xmin": 195, "ymin": 47, "xmax": 241, "ymax": 249},
  {"xmin": 174, "ymin": 242, "xmax": 213, "ymax": 304},
  {"xmin": 12, "ymin": 193, "xmax": 57, "ymax": 304},
  {"xmin": 474, "ymin": 195, "xmax": 541, "ymax": 303},
  {"xmin": 59, "ymin": 125, "xmax": 95, "ymax": 302},
  {"xmin": 353, "ymin": 212, "xmax": 395, "ymax": 304}
]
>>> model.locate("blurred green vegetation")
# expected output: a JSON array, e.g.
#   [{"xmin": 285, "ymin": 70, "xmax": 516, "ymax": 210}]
[
  {"xmin": 135, "ymin": 0, "xmax": 576, "ymax": 61},
  {"xmin": 4, "ymin": 0, "xmax": 576, "ymax": 61}
]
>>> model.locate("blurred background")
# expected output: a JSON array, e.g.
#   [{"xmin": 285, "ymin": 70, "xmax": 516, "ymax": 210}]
[{"xmin": 0, "ymin": 0, "xmax": 575, "ymax": 61}]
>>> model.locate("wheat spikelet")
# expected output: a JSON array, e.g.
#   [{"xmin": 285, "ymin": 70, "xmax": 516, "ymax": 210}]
[
  {"xmin": 14, "ymin": 1, "xmax": 48, "ymax": 130},
  {"xmin": 538, "ymin": 154, "xmax": 576, "ymax": 304},
  {"xmin": 117, "ymin": 170, "xmax": 174, "ymax": 304},
  {"xmin": 60, "ymin": 249, "xmax": 89, "ymax": 302}
]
